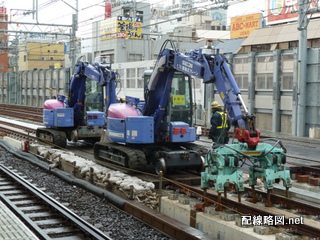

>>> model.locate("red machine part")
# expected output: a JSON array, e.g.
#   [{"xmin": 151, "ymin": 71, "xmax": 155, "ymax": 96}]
[{"xmin": 234, "ymin": 128, "xmax": 261, "ymax": 148}]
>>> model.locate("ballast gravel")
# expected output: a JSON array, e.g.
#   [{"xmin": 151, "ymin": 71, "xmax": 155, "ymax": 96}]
[{"xmin": 0, "ymin": 147, "xmax": 173, "ymax": 240}]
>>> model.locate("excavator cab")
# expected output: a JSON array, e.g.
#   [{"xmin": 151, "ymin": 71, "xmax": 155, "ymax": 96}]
[
  {"xmin": 84, "ymin": 79, "xmax": 104, "ymax": 112},
  {"xmin": 169, "ymin": 72, "xmax": 193, "ymax": 126},
  {"xmin": 143, "ymin": 70, "xmax": 193, "ymax": 126}
]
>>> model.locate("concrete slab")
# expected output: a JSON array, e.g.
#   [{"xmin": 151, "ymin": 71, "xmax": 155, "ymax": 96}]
[{"xmin": 0, "ymin": 201, "xmax": 39, "ymax": 240}]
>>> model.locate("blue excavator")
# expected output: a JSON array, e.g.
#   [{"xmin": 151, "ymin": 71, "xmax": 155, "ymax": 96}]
[
  {"xmin": 93, "ymin": 39, "xmax": 292, "ymax": 206},
  {"xmin": 38, "ymin": 39, "xmax": 291, "ymax": 205},
  {"xmin": 36, "ymin": 56, "xmax": 117, "ymax": 148}
]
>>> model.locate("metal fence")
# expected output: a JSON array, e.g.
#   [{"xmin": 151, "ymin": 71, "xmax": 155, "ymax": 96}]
[
  {"xmin": 0, "ymin": 68, "xmax": 70, "ymax": 108},
  {"xmin": 1, "ymin": 48, "xmax": 320, "ymax": 137}
]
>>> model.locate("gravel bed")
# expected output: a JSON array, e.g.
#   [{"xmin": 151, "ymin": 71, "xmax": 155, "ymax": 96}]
[{"xmin": 0, "ymin": 147, "xmax": 173, "ymax": 240}]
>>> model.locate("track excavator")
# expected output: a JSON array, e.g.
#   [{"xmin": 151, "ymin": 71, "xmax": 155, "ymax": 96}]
[
  {"xmin": 36, "ymin": 57, "xmax": 116, "ymax": 148},
  {"xmin": 94, "ymin": 39, "xmax": 291, "ymax": 205}
]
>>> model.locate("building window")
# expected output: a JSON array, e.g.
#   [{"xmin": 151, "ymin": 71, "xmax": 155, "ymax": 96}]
[
  {"xmin": 311, "ymin": 39, "xmax": 320, "ymax": 48},
  {"xmin": 234, "ymin": 58, "xmax": 248, "ymax": 72},
  {"xmin": 54, "ymin": 50, "xmax": 58, "ymax": 53},
  {"xmin": 24, "ymin": 55, "xmax": 27, "ymax": 61},
  {"xmin": 289, "ymin": 41, "xmax": 298, "ymax": 48},
  {"xmin": 256, "ymin": 55, "xmax": 273, "ymax": 90},
  {"xmin": 281, "ymin": 54, "xmax": 294, "ymax": 70},
  {"xmin": 281, "ymin": 53, "xmax": 294, "ymax": 91},
  {"xmin": 50, "ymin": 57, "xmax": 54, "ymax": 60},
  {"xmin": 255, "ymin": 73, "xmax": 273, "ymax": 90},
  {"xmin": 100, "ymin": 54, "xmax": 114, "ymax": 63},
  {"xmin": 105, "ymin": 54, "xmax": 115, "ymax": 63},
  {"xmin": 128, "ymin": 53, "xmax": 142, "ymax": 62},
  {"xmin": 234, "ymin": 57, "xmax": 249, "ymax": 90},
  {"xmin": 256, "ymin": 56, "xmax": 274, "ymax": 71},
  {"xmin": 0, "ymin": 65, "xmax": 3, "ymax": 69},
  {"xmin": 126, "ymin": 79, "xmax": 135, "ymax": 88},
  {"xmin": 234, "ymin": 74, "xmax": 248, "ymax": 89},
  {"xmin": 251, "ymin": 44, "xmax": 270, "ymax": 52},
  {"xmin": 126, "ymin": 68, "xmax": 135, "ymax": 78},
  {"xmin": 136, "ymin": 10, "xmax": 143, "ymax": 21},
  {"xmin": 281, "ymin": 73, "xmax": 293, "ymax": 90},
  {"xmin": 126, "ymin": 68, "xmax": 136, "ymax": 88},
  {"xmin": 137, "ymin": 78, "xmax": 144, "ymax": 88},
  {"xmin": 124, "ymin": 9, "xmax": 130, "ymax": 17}
]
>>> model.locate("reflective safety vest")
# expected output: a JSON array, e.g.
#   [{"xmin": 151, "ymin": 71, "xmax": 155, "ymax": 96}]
[{"xmin": 216, "ymin": 111, "xmax": 228, "ymax": 129}]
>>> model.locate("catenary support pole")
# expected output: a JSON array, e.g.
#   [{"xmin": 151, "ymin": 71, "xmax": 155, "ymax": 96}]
[{"xmin": 297, "ymin": 0, "xmax": 308, "ymax": 137}]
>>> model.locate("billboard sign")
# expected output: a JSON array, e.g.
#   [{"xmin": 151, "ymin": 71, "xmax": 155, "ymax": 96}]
[
  {"xmin": 100, "ymin": 16, "xmax": 142, "ymax": 40},
  {"xmin": 266, "ymin": 0, "xmax": 320, "ymax": 25},
  {"xmin": 230, "ymin": 13, "xmax": 261, "ymax": 39},
  {"xmin": 100, "ymin": 17, "xmax": 117, "ymax": 39}
]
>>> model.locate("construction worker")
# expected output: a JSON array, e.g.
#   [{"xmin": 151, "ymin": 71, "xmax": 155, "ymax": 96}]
[{"xmin": 208, "ymin": 101, "xmax": 230, "ymax": 144}]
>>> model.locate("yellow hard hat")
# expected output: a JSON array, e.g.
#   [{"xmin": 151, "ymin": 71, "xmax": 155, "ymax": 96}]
[{"xmin": 211, "ymin": 101, "xmax": 220, "ymax": 108}]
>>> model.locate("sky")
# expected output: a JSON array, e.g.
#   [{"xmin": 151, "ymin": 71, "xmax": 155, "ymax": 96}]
[
  {"xmin": 1, "ymin": 0, "xmax": 109, "ymax": 44},
  {"xmin": 2, "ymin": 0, "xmax": 105, "ymax": 23},
  {"xmin": 1, "ymin": 0, "xmax": 266, "ymax": 40}
]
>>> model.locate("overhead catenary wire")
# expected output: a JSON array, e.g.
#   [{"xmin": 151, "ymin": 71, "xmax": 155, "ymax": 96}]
[
  {"xmin": 1, "ymin": 0, "xmax": 311, "ymax": 71},
  {"xmin": 5, "ymin": 0, "xmax": 265, "ymax": 43}
]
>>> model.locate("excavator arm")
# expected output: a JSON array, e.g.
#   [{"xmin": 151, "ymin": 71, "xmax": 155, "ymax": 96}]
[{"xmin": 146, "ymin": 39, "xmax": 260, "ymax": 147}]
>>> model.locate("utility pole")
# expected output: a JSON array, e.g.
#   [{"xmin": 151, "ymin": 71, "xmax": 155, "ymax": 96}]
[
  {"xmin": 60, "ymin": 0, "xmax": 78, "ymax": 67},
  {"xmin": 70, "ymin": 13, "xmax": 78, "ymax": 67},
  {"xmin": 296, "ymin": 0, "xmax": 308, "ymax": 137},
  {"xmin": 32, "ymin": 0, "xmax": 38, "ymax": 21},
  {"xmin": 296, "ymin": 1, "xmax": 320, "ymax": 136}
]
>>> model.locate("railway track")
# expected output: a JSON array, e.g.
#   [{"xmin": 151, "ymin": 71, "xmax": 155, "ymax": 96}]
[
  {"xmin": 1, "ymin": 103, "xmax": 320, "ymax": 150},
  {"xmin": 172, "ymin": 182, "xmax": 320, "ymax": 238},
  {"xmin": 2, "ymin": 105, "xmax": 320, "ymax": 239},
  {"xmin": 0, "ymin": 164, "xmax": 111, "ymax": 240},
  {"xmin": 69, "ymin": 143, "xmax": 320, "ymax": 238},
  {"xmin": 0, "ymin": 105, "xmax": 42, "ymax": 123}
]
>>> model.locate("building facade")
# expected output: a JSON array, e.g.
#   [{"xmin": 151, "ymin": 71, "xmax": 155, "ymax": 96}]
[
  {"xmin": 83, "ymin": 1, "xmax": 229, "ymax": 64},
  {"xmin": 17, "ymin": 42, "xmax": 65, "ymax": 71},
  {"xmin": 0, "ymin": 7, "xmax": 8, "ymax": 72}
]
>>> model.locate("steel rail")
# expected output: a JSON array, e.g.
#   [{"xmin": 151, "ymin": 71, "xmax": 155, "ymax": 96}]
[
  {"xmin": 1, "ymin": 109, "xmax": 320, "ymax": 238},
  {"xmin": 0, "ymin": 105, "xmax": 43, "ymax": 123},
  {"xmin": 0, "ymin": 164, "xmax": 112, "ymax": 240},
  {"xmin": 0, "ymin": 123, "xmax": 37, "ymax": 141},
  {"xmin": 171, "ymin": 181, "xmax": 320, "ymax": 238},
  {"xmin": 246, "ymin": 186, "xmax": 320, "ymax": 216}
]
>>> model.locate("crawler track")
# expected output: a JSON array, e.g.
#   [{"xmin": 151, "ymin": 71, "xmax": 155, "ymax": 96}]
[
  {"xmin": 0, "ymin": 164, "xmax": 111, "ymax": 240},
  {"xmin": 94, "ymin": 141, "xmax": 147, "ymax": 170}
]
